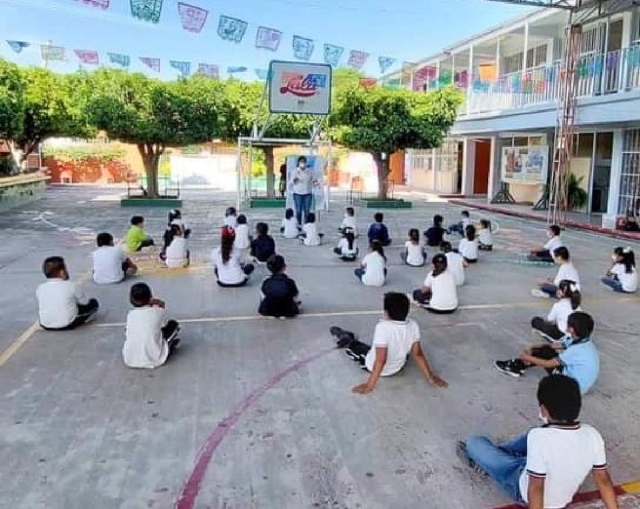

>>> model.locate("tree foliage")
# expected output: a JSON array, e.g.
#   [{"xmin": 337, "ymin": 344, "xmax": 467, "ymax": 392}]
[
  {"xmin": 331, "ymin": 86, "xmax": 463, "ymax": 198},
  {"xmin": 0, "ymin": 59, "xmax": 25, "ymax": 141}
]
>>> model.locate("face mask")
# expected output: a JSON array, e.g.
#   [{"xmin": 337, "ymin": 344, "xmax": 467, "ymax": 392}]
[
  {"xmin": 547, "ymin": 231, "xmax": 553, "ymax": 238},
  {"xmin": 538, "ymin": 408, "xmax": 549, "ymax": 425},
  {"xmin": 612, "ymin": 254, "xmax": 618, "ymax": 262}
]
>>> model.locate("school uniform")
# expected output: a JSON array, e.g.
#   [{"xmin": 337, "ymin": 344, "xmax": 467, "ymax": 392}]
[
  {"xmin": 165, "ymin": 237, "xmax": 189, "ymax": 268},
  {"xmin": 602, "ymin": 264, "xmax": 638, "ymax": 293},
  {"xmin": 529, "ymin": 236, "xmax": 563, "ymax": 262},
  {"xmin": 367, "ymin": 223, "xmax": 391, "ymax": 246},
  {"xmin": 212, "ymin": 247, "xmax": 254, "ymax": 287},
  {"xmin": 458, "ymin": 238, "xmax": 479, "ymax": 263},
  {"xmin": 93, "ymin": 245, "xmax": 128, "ymax": 284},
  {"xmin": 402, "ymin": 241, "xmax": 426, "ymax": 267},
  {"xmin": 224, "ymin": 216, "xmax": 238, "ymax": 229},
  {"xmin": 233, "ymin": 224, "xmax": 251, "ymax": 261},
  {"xmin": 355, "ymin": 252, "xmax": 386, "ymax": 286},
  {"xmin": 540, "ymin": 263, "xmax": 581, "ymax": 297},
  {"xmin": 413, "ymin": 271, "xmax": 458, "ymax": 314},
  {"xmin": 424, "ymin": 226, "xmax": 446, "ymax": 247},
  {"xmin": 36, "ymin": 278, "xmax": 99, "ymax": 330},
  {"xmin": 302, "ymin": 223, "xmax": 322, "ymax": 246},
  {"xmin": 281, "ymin": 217, "xmax": 300, "ymax": 239},
  {"xmin": 531, "ymin": 298, "xmax": 581, "ymax": 341},
  {"xmin": 478, "ymin": 228, "xmax": 493, "ymax": 251},
  {"xmin": 334, "ymin": 238, "xmax": 358, "ymax": 261},
  {"xmin": 259, "ymin": 274, "xmax": 300, "ymax": 318},
  {"xmin": 339, "ymin": 216, "xmax": 358, "ymax": 237},
  {"xmin": 445, "ymin": 251, "xmax": 466, "ymax": 286},
  {"xmin": 251, "ymin": 235, "xmax": 276, "ymax": 263},
  {"xmin": 123, "ymin": 305, "xmax": 179, "ymax": 369}
]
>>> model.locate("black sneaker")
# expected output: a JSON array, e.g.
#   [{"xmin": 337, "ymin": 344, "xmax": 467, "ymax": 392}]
[
  {"xmin": 330, "ymin": 326, "xmax": 356, "ymax": 348},
  {"xmin": 345, "ymin": 348, "xmax": 360, "ymax": 362},
  {"xmin": 494, "ymin": 359, "xmax": 525, "ymax": 378},
  {"xmin": 456, "ymin": 441, "xmax": 487, "ymax": 476}
]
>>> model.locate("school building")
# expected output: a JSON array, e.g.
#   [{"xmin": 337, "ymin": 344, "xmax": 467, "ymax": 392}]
[{"xmin": 384, "ymin": 2, "xmax": 640, "ymax": 224}]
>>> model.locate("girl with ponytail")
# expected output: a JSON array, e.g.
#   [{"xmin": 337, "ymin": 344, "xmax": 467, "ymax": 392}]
[{"xmin": 530, "ymin": 279, "xmax": 582, "ymax": 342}]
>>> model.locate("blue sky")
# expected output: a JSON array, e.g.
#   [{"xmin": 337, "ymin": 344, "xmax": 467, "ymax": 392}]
[{"xmin": 0, "ymin": 0, "xmax": 531, "ymax": 80}]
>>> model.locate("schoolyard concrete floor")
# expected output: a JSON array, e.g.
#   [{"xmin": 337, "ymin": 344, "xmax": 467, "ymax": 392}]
[{"xmin": 1, "ymin": 186, "xmax": 640, "ymax": 509}]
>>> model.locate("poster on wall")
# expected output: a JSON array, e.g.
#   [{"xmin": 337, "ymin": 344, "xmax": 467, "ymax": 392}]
[
  {"xmin": 285, "ymin": 155, "xmax": 326, "ymax": 214},
  {"xmin": 501, "ymin": 146, "xmax": 549, "ymax": 185}
]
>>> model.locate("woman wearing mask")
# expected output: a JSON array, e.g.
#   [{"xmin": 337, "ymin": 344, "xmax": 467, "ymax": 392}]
[{"xmin": 292, "ymin": 156, "xmax": 315, "ymax": 225}]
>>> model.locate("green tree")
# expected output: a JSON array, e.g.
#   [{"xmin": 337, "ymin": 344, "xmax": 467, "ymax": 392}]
[
  {"xmin": 331, "ymin": 67, "xmax": 364, "ymax": 94},
  {"xmin": 0, "ymin": 59, "xmax": 25, "ymax": 171},
  {"xmin": 331, "ymin": 86, "xmax": 463, "ymax": 199},
  {"xmin": 86, "ymin": 69, "xmax": 223, "ymax": 198}
]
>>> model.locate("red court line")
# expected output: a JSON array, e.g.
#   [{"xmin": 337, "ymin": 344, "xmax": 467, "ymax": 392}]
[
  {"xmin": 493, "ymin": 484, "xmax": 630, "ymax": 509},
  {"xmin": 174, "ymin": 347, "xmax": 336, "ymax": 509}
]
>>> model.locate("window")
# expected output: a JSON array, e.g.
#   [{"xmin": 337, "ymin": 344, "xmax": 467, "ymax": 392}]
[
  {"xmin": 526, "ymin": 44, "xmax": 548, "ymax": 68},
  {"xmin": 618, "ymin": 129, "xmax": 640, "ymax": 215}
]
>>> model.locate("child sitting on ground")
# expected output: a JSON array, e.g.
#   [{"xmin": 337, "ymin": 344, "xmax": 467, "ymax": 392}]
[
  {"xmin": 441, "ymin": 241, "xmax": 466, "ymax": 286},
  {"xmin": 213, "ymin": 227, "xmax": 255, "ymax": 287},
  {"xmin": 355, "ymin": 241, "xmax": 387, "ymax": 287},
  {"xmin": 126, "ymin": 215, "xmax": 154, "ymax": 253},
  {"xmin": 602, "ymin": 246, "xmax": 638, "ymax": 294},
  {"xmin": 37, "ymin": 256, "xmax": 99, "ymax": 330},
  {"xmin": 477, "ymin": 219, "xmax": 493, "ymax": 251},
  {"xmin": 532, "ymin": 246, "xmax": 580, "ymax": 299},
  {"xmin": 300, "ymin": 213, "xmax": 323, "ymax": 246},
  {"xmin": 447, "ymin": 210, "xmax": 471, "ymax": 236},
  {"xmin": 233, "ymin": 214, "xmax": 251, "ymax": 262},
  {"xmin": 224, "ymin": 206, "xmax": 238, "ymax": 229},
  {"xmin": 251, "ymin": 222, "xmax": 276, "ymax": 263},
  {"xmin": 160, "ymin": 209, "xmax": 190, "ymax": 261},
  {"xmin": 424, "ymin": 214, "xmax": 447, "ymax": 247},
  {"xmin": 531, "ymin": 280, "xmax": 581, "ymax": 343},
  {"xmin": 334, "ymin": 228, "xmax": 358, "ymax": 262},
  {"xmin": 280, "ymin": 208, "xmax": 299, "ymax": 239},
  {"xmin": 411, "ymin": 253, "xmax": 458, "ymax": 314},
  {"xmin": 122, "ymin": 282, "xmax": 180, "ymax": 369},
  {"xmin": 93, "ymin": 232, "xmax": 138, "ymax": 284},
  {"xmin": 458, "ymin": 374, "xmax": 618, "ymax": 509},
  {"xmin": 165, "ymin": 224, "xmax": 190, "ymax": 268},
  {"xmin": 330, "ymin": 292, "xmax": 448, "ymax": 394},
  {"xmin": 495, "ymin": 311, "xmax": 599, "ymax": 395},
  {"xmin": 259, "ymin": 255, "xmax": 301, "ymax": 318},
  {"xmin": 458, "ymin": 224, "xmax": 479, "ymax": 263},
  {"xmin": 339, "ymin": 206, "xmax": 358, "ymax": 237},
  {"xmin": 401, "ymin": 228, "xmax": 426, "ymax": 267},
  {"xmin": 367, "ymin": 212, "xmax": 391, "ymax": 247},
  {"xmin": 528, "ymin": 224, "xmax": 563, "ymax": 263}
]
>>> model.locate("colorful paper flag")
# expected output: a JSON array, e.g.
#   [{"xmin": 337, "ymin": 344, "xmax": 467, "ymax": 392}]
[
  {"xmin": 130, "ymin": 0, "xmax": 163, "ymax": 24},
  {"xmin": 41, "ymin": 45, "xmax": 66, "ymax": 62},
  {"xmin": 75, "ymin": 0, "xmax": 110, "ymax": 8},
  {"xmin": 255, "ymin": 69, "xmax": 269, "ymax": 80},
  {"xmin": 255, "ymin": 26, "xmax": 282, "ymax": 52},
  {"xmin": 323, "ymin": 44, "xmax": 344, "ymax": 67},
  {"xmin": 348, "ymin": 50, "xmax": 369, "ymax": 70},
  {"xmin": 218, "ymin": 15, "xmax": 248, "ymax": 43},
  {"xmin": 6, "ymin": 40, "xmax": 30, "ymax": 53},
  {"xmin": 378, "ymin": 57, "xmax": 395, "ymax": 74},
  {"xmin": 227, "ymin": 66, "xmax": 248, "ymax": 74},
  {"xmin": 177, "ymin": 2, "xmax": 208, "ymax": 33},
  {"xmin": 75, "ymin": 50, "xmax": 100, "ymax": 65},
  {"xmin": 170, "ymin": 60, "xmax": 191, "ymax": 76},
  {"xmin": 292, "ymin": 35, "xmax": 314, "ymax": 61},
  {"xmin": 198, "ymin": 64, "xmax": 219, "ymax": 78},
  {"xmin": 140, "ymin": 57, "xmax": 161, "ymax": 72},
  {"xmin": 108, "ymin": 53, "xmax": 131, "ymax": 67},
  {"xmin": 359, "ymin": 78, "xmax": 377, "ymax": 89}
]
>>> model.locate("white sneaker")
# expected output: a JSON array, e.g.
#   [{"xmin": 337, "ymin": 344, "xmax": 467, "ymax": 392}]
[{"xmin": 531, "ymin": 289, "xmax": 550, "ymax": 299}]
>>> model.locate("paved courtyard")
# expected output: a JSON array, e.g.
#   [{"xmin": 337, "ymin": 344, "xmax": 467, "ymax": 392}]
[{"xmin": 1, "ymin": 186, "xmax": 640, "ymax": 509}]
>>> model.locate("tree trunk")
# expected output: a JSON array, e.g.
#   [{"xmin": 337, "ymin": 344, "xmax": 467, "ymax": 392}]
[
  {"xmin": 374, "ymin": 152, "xmax": 390, "ymax": 200},
  {"xmin": 137, "ymin": 143, "xmax": 162, "ymax": 198},
  {"xmin": 264, "ymin": 146, "xmax": 275, "ymax": 199}
]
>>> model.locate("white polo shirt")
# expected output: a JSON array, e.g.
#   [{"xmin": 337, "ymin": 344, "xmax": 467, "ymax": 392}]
[
  {"xmin": 303, "ymin": 223, "xmax": 322, "ymax": 246},
  {"xmin": 445, "ymin": 251, "xmax": 466, "ymax": 286},
  {"xmin": 361, "ymin": 252, "xmax": 386, "ymax": 286},
  {"xmin": 123, "ymin": 306, "xmax": 169, "ymax": 369},
  {"xmin": 424, "ymin": 271, "xmax": 458, "ymax": 311},
  {"xmin": 554, "ymin": 263, "xmax": 581, "ymax": 289},
  {"xmin": 212, "ymin": 247, "xmax": 246, "ymax": 285},
  {"xmin": 365, "ymin": 319, "xmax": 420, "ymax": 376},
  {"xmin": 458, "ymin": 238, "xmax": 479, "ymax": 261},
  {"xmin": 544, "ymin": 235, "xmax": 564, "ymax": 253},
  {"xmin": 281, "ymin": 217, "xmax": 299, "ymax": 239},
  {"xmin": 36, "ymin": 279, "xmax": 87, "ymax": 329},
  {"xmin": 166, "ymin": 237, "xmax": 188, "ymax": 268},
  {"xmin": 340, "ymin": 215, "xmax": 358, "ymax": 237},
  {"xmin": 93, "ymin": 246, "xmax": 126, "ymax": 284},
  {"xmin": 547, "ymin": 298, "xmax": 581, "ymax": 334},
  {"xmin": 405, "ymin": 241, "xmax": 425, "ymax": 266},
  {"xmin": 611, "ymin": 263, "xmax": 638, "ymax": 292},
  {"xmin": 234, "ymin": 224, "xmax": 251, "ymax": 249}
]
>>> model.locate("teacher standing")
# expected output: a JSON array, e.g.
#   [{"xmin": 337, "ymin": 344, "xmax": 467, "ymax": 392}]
[{"xmin": 292, "ymin": 156, "xmax": 314, "ymax": 225}]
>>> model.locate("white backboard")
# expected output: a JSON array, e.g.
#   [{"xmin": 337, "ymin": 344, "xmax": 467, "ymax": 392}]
[{"xmin": 268, "ymin": 60, "xmax": 332, "ymax": 115}]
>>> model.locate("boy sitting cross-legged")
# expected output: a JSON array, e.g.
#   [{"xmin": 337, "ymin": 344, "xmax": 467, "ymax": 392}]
[
  {"xmin": 457, "ymin": 374, "xmax": 619, "ymax": 509},
  {"xmin": 331, "ymin": 292, "xmax": 448, "ymax": 394}
]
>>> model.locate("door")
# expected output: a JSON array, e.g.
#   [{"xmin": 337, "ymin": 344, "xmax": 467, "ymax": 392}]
[
  {"xmin": 591, "ymin": 132, "xmax": 613, "ymax": 213},
  {"xmin": 473, "ymin": 139, "xmax": 491, "ymax": 195}
]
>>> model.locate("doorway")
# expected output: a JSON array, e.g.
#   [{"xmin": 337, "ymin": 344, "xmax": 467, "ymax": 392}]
[
  {"xmin": 473, "ymin": 139, "xmax": 491, "ymax": 195},
  {"xmin": 591, "ymin": 132, "xmax": 613, "ymax": 213}
]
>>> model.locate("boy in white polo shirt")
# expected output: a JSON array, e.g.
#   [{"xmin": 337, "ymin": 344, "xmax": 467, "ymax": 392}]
[
  {"xmin": 330, "ymin": 292, "xmax": 448, "ymax": 394},
  {"xmin": 93, "ymin": 232, "xmax": 138, "ymax": 284},
  {"xmin": 528, "ymin": 224, "xmax": 563, "ymax": 263},
  {"xmin": 458, "ymin": 374, "xmax": 619, "ymax": 509},
  {"xmin": 532, "ymin": 246, "xmax": 581, "ymax": 299},
  {"xmin": 37, "ymin": 256, "xmax": 99, "ymax": 330}
]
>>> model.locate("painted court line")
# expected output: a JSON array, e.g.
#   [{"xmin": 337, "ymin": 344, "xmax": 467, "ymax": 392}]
[{"xmin": 0, "ymin": 323, "xmax": 39, "ymax": 367}]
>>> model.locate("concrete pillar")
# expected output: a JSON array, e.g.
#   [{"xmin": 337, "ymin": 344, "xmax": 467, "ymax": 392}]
[
  {"xmin": 522, "ymin": 21, "xmax": 529, "ymax": 73},
  {"xmin": 607, "ymin": 129, "xmax": 624, "ymax": 217},
  {"xmin": 495, "ymin": 38, "xmax": 501, "ymax": 78},
  {"xmin": 486, "ymin": 136, "xmax": 502, "ymax": 202},
  {"xmin": 461, "ymin": 138, "xmax": 476, "ymax": 196},
  {"xmin": 431, "ymin": 148, "xmax": 437, "ymax": 191}
]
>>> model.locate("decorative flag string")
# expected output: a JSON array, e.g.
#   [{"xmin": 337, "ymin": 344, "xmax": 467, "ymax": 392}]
[
  {"xmin": 227, "ymin": 66, "xmax": 248, "ymax": 74},
  {"xmin": 292, "ymin": 35, "xmax": 314, "ymax": 61},
  {"xmin": 378, "ymin": 56, "xmax": 395, "ymax": 74},
  {"xmin": 41, "ymin": 45, "xmax": 66, "ymax": 61},
  {"xmin": 323, "ymin": 44, "xmax": 344, "ymax": 67},
  {"xmin": 6, "ymin": 40, "xmax": 30, "ymax": 53},
  {"xmin": 217, "ymin": 15, "xmax": 248, "ymax": 43},
  {"xmin": 108, "ymin": 53, "xmax": 131, "ymax": 67},
  {"xmin": 170, "ymin": 60, "xmax": 191, "ymax": 76},
  {"xmin": 130, "ymin": 0, "xmax": 164, "ymax": 24},
  {"xmin": 255, "ymin": 26, "xmax": 282, "ymax": 52},
  {"xmin": 140, "ymin": 57, "xmax": 161, "ymax": 72},
  {"xmin": 198, "ymin": 64, "xmax": 219, "ymax": 78},
  {"xmin": 75, "ymin": 49, "xmax": 100, "ymax": 65},
  {"xmin": 348, "ymin": 50, "xmax": 369, "ymax": 70},
  {"xmin": 74, "ymin": 0, "xmax": 110, "ymax": 9},
  {"xmin": 177, "ymin": 2, "xmax": 208, "ymax": 33}
]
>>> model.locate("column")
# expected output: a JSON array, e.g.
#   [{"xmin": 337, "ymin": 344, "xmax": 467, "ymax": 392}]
[
  {"xmin": 486, "ymin": 136, "xmax": 501, "ymax": 202},
  {"xmin": 607, "ymin": 129, "xmax": 624, "ymax": 217},
  {"xmin": 495, "ymin": 38, "xmax": 501, "ymax": 78},
  {"xmin": 522, "ymin": 22, "xmax": 529, "ymax": 74},
  {"xmin": 466, "ymin": 45, "xmax": 474, "ymax": 114},
  {"xmin": 461, "ymin": 138, "xmax": 476, "ymax": 196},
  {"xmin": 431, "ymin": 148, "xmax": 437, "ymax": 191}
]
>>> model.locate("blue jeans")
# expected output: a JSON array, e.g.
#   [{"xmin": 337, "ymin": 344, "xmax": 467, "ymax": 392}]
[
  {"xmin": 448, "ymin": 222, "xmax": 464, "ymax": 236},
  {"xmin": 466, "ymin": 433, "xmax": 528, "ymax": 505},
  {"xmin": 293, "ymin": 193, "xmax": 313, "ymax": 225},
  {"xmin": 354, "ymin": 268, "xmax": 365, "ymax": 281},
  {"xmin": 601, "ymin": 275, "xmax": 626, "ymax": 293}
]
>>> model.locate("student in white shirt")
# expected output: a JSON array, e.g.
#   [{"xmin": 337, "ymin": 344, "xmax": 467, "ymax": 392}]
[
  {"xmin": 447, "ymin": 210, "xmax": 471, "ymax": 236},
  {"xmin": 458, "ymin": 374, "xmax": 619, "ymax": 509},
  {"xmin": 440, "ymin": 241, "xmax": 466, "ymax": 286},
  {"xmin": 528, "ymin": 224, "xmax": 563, "ymax": 263},
  {"xmin": 401, "ymin": 229, "xmax": 426, "ymax": 267},
  {"xmin": 334, "ymin": 228, "xmax": 358, "ymax": 262},
  {"xmin": 411, "ymin": 253, "xmax": 458, "ymax": 314},
  {"xmin": 531, "ymin": 280, "xmax": 582, "ymax": 342},
  {"xmin": 122, "ymin": 283, "xmax": 180, "ymax": 369},
  {"xmin": 477, "ymin": 219, "xmax": 493, "ymax": 251},
  {"xmin": 234, "ymin": 214, "xmax": 251, "ymax": 262},
  {"xmin": 165, "ymin": 225, "xmax": 190, "ymax": 268},
  {"xmin": 93, "ymin": 232, "xmax": 137, "ymax": 284},
  {"xmin": 280, "ymin": 208, "xmax": 300, "ymax": 239},
  {"xmin": 532, "ymin": 246, "xmax": 581, "ymax": 299},
  {"xmin": 160, "ymin": 210, "xmax": 190, "ymax": 261},
  {"xmin": 355, "ymin": 241, "xmax": 387, "ymax": 286},
  {"xmin": 458, "ymin": 224, "xmax": 479, "ymax": 263},
  {"xmin": 224, "ymin": 206, "xmax": 238, "ymax": 229},
  {"xmin": 602, "ymin": 246, "xmax": 638, "ymax": 293},
  {"xmin": 300, "ymin": 212, "xmax": 323, "ymax": 246},
  {"xmin": 213, "ymin": 227, "xmax": 255, "ymax": 287},
  {"xmin": 339, "ymin": 206, "xmax": 358, "ymax": 237},
  {"xmin": 330, "ymin": 292, "xmax": 448, "ymax": 394},
  {"xmin": 37, "ymin": 256, "xmax": 99, "ymax": 330}
]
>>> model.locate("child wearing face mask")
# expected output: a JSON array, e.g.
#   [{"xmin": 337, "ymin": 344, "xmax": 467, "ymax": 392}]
[
  {"xmin": 457, "ymin": 374, "xmax": 619, "ymax": 509},
  {"xmin": 601, "ymin": 247, "xmax": 638, "ymax": 294},
  {"xmin": 339, "ymin": 206, "xmax": 358, "ymax": 237},
  {"xmin": 528, "ymin": 224, "xmax": 563, "ymax": 263}
]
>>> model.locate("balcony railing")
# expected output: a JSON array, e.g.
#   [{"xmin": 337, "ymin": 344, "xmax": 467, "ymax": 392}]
[{"xmin": 461, "ymin": 46, "xmax": 640, "ymax": 116}]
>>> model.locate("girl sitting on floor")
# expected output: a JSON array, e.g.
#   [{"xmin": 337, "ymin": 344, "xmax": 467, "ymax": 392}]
[
  {"xmin": 458, "ymin": 224, "xmax": 479, "ymax": 264},
  {"xmin": 213, "ymin": 227, "xmax": 255, "ymax": 287},
  {"xmin": 281, "ymin": 208, "xmax": 300, "ymax": 239},
  {"xmin": 300, "ymin": 213, "xmax": 323, "ymax": 246},
  {"xmin": 531, "ymin": 279, "xmax": 581, "ymax": 342},
  {"xmin": 401, "ymin": 228, "xmax": 426, "ymax": 267},
  {"xmin": 411, "ymin": 253, "xmax": 458, "ymax": 314},
  {"xmin": 259, "ymin": 255, "xmax": 301, "ymax": 319},
  {"xmin": 355, "ymin": 241, "xmax": 387, "ymax": 287},
  {"xmin": 334, "ymin": 228, "xmax": 358, "ymax": 262},
  {"xmin": 602, "ymin": 246, "xmax": 638, "ymax": 293},
  {"xmin": 477, "ymin": 219, "xmax": 493, "ymax": 251}
]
